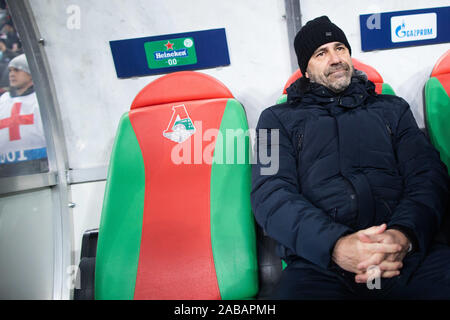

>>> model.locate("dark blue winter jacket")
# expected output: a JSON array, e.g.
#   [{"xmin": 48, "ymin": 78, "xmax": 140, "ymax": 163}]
[{"xmin": 251, "ymin": 71, "xmax": 449, "ymax": 273}]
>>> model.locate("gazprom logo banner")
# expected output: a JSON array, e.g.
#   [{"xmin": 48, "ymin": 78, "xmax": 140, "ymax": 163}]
[
  {"xmin": 391, "ymin": 13, "xmax": 437, "ymax": 43},
  {"xmin": 360, "ymin": 6, "xmax": 449, "ymax": 51}
]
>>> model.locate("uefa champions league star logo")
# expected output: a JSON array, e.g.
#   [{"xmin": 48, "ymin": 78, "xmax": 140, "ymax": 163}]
[{"xmin": 163, "ymin": 104, "xmax": 196, "ymax": 143}]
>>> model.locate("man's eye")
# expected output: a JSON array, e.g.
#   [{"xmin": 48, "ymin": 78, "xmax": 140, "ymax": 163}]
[
  {"xmin": 316, "ymin": 52, "xmax": 324, "ymax": 57},
  {"xmin": 337, "ymin": 46, "xmax": 345, "ymax": 51}
]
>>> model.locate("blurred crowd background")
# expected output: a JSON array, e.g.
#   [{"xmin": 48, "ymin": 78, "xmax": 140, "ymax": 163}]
[{"xmin": 0, "ymin": 0, "xmax": 24, "ymax": 96}]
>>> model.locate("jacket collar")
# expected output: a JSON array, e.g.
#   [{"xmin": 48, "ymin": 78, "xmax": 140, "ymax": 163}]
[{"xmin": 10, "ymin": 85, "xmax": 35, "ymax": 98}]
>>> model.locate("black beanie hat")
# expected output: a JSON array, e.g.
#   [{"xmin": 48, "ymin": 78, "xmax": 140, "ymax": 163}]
[{"xmin": 294, "ymin": 16, "xmax": 351, "ymax": 76}]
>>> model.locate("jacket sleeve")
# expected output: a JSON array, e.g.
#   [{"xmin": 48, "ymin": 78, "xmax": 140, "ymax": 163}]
[
  {"xmin": 387, "ymin": 99, "xmax": 449, "ymax": 254},
  {"xmin": 251, "ymin": 108, "xmax": 353, "ymax": 269}
]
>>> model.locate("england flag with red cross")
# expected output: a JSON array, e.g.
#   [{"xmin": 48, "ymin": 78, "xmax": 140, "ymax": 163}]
[{"xmin": 0, "ymin": 91, "xmax": 47, "ymax": 165}]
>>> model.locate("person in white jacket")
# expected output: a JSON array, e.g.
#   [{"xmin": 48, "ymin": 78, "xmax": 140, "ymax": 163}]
[{"xmin": 0, "ymin": 54, "xmax": 48, "ymax": 177}]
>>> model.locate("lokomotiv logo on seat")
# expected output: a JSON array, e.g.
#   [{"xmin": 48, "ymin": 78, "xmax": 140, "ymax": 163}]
[{"xmin": 163, "ymin": 104, "xmax": 196, "ymax": 143}]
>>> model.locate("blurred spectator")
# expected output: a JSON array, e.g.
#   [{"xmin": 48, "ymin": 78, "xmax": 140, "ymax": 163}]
[
  {"xmin": 0, "ymin": 7, "xmax": 22, "ymax": 94},
  {"xmin": 0, "ymin": 38, "xmax": 18, "ymax": 90},
  {"xmin": 1, "ymin": 22, "xmax": 21, "ymax": 52},
  {"xmin": 0, "ymin": 54, "xmax": 48, "ymax": 177},
  {"xmin": 0, "ymin": 1, "xmax": 7, "ymax": 27},
  {"xmin": 0, "ymin": 38, "xmax": 17, "ymax": 61}
]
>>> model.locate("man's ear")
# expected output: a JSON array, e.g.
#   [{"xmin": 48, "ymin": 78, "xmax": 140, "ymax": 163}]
[{"xmin": 304, "ymin": 71, "xmax": 310, "ymax": 79}]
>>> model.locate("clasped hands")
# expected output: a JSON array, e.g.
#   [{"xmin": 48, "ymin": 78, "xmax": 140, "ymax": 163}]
[{"xmin": 332, "ymin": 224, "xmax": 411, "ymax": 284}]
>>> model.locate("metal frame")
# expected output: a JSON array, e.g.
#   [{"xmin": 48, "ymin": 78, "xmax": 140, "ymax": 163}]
[
  {"xmin": 284, "ymin": 0, "xmax": 303, "ymax": 72},
  {"xmin": 67, "ymin": 166, "xmax": 108, "ymax": 185},
  {"xmin": 6, "ymin": 0, "xmax": 72, "ymax": 300},
  {"xmin": 0, "ymin": 172, "xmax": 57, "ymax": 195}
]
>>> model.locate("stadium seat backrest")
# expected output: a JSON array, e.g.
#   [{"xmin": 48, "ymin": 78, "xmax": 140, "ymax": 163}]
[
  {"xmin": 95, "ymin": 71, "xmax": 258, "ymax": 299},
  {"xmin": 277, "ymin": 58, "xmax": 395, "ymax": 104},
  {"xmin": 425, "ymin": 49, "xmax": 450, "ymax": 174}
]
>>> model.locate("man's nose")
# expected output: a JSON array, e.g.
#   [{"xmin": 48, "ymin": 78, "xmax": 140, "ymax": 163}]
[{"xmin": 328, "ymin": 50, "xmax": 342, "ymax": 65}]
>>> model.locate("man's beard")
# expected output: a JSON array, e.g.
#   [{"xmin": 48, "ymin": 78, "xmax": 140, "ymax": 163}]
[{"xmin": 308, "ymin": 62, "xmax": 353, "ymax": 93}]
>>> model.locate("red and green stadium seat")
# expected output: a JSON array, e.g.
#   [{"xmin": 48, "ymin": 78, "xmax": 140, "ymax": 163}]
[
  {"xmin": 276, "ymin": 58, "xmax": 395, "ymax": 104},
  {"xmin": 94, "ymin": 71, "xmax": 258, "ymax": 299},
  {"xmin": 425, "ymin": 49, "xmax": 450, "ymax": 174}
]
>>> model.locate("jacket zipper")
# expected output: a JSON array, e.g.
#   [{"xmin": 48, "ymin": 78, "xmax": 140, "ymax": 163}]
[
  {"xmin": 385, "ymin": 122, "xmax": 397, "ymax": 158},
  {"xmin": 331, "ymin": 207, "xmax": 337, "ymax": 220},
  {"xmin": 297, "ymin": 123, "xmax": 305, "ymax": 152},
  {"xmin": 295, "ymin": 130, "xmax": 305, "ymax": 175},
  {"xmin": 297, "ymin": 133, "xmax": 304, "ymax": 151},
  {"xmin": 380, "ymin": 198, "xmax": 392, "ymax": 215},
  {"xmin": 386, "ymin": 123, "xmax": 393, "ymax": 136}
]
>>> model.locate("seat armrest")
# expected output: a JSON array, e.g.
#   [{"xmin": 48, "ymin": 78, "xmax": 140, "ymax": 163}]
[
  {"xmin": 73, "ymin": 229, "xmax": 98, "ymax": 300},
  {"xmin": 80, "ymin": 228, "xmax": 99, "ymax": 259},
  {"xmin": 74, "ymin": 257, "xmax": 95, "ymax": 300},
  {"xmin": 255, "ymin": 225, "xmax": 283, "ymax": 299}
]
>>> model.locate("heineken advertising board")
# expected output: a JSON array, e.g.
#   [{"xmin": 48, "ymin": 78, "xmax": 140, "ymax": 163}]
[
  {"xmin": 144, "ymin": 37, "xmax": 197, "ymax": 69},
  {"xmin": 110, "ymin": 29, "xmax": 230, "ymax": 78},
  {"xmin": 360, "ymin": 6, "xmax": 450, "ymax": 51}
]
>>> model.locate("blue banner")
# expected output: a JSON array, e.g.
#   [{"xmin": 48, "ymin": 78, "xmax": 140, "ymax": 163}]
[
  {"xmin": 360, "ymin": 6, "xmax": 450, "ymax": 51},
  {"xmin": 110, "ymin": 28, "xmax": 230, "ymax": 78},
  {"xmin": 0, "ymin": 147, "xmax": 47, "ymax": 164}
]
